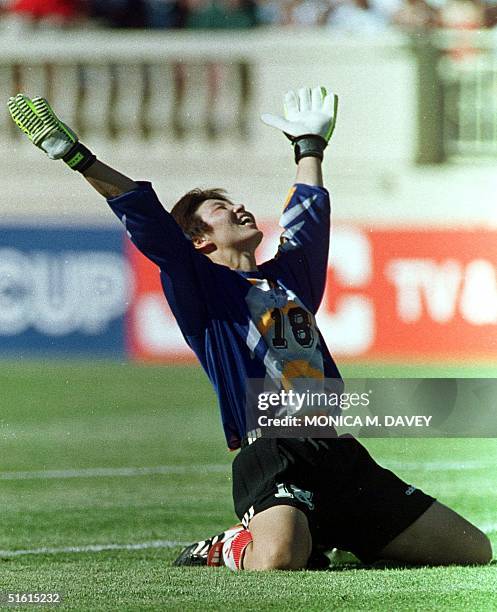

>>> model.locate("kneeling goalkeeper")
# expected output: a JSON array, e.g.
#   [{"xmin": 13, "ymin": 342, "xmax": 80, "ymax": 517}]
[{"xmin": 8, "ymin": 88, "xmax": 492, "ymax": 570}]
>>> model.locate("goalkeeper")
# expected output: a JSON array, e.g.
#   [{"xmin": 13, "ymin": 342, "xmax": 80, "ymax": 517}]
[{"xmin": 8, "ymin": 89, "xmax": 492, "ymax": 571}]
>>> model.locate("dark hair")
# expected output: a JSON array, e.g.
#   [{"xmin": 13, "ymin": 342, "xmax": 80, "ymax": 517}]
[{"xmin": 171, "ymin": 188, "xmax": 230, "ymax": 239}]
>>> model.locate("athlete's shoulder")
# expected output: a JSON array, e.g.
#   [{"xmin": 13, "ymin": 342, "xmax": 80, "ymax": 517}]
[
  {"xmin": 280, "ymin": 183, "xmax": 330, "ymax": 223},
  {"xmin": 289, "ymin": 182, "xmax": 330, "ymax": 203}
]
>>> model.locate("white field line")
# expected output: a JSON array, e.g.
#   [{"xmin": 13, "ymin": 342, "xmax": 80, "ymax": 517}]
[
  {"xmin": 0, "ymin": 459, "xmax": 495, "ymax": 559},
  {"xmin": 385, "ymin": 459, "xmax": 497, "ymax": 471},
  {"xmin": 0, "ymin": 464, "xmax": 229, "ymax": 481},
  {"xmin": 0, "ymin": 459, "xmax": 494, "ymax": 481},
  {"xmin": 0, "ymin": 540, "xmax": 188, "ymax": 558},
  {"xmin": 3, "ymin": 523, "xmax": 497, "ymax": 559}
]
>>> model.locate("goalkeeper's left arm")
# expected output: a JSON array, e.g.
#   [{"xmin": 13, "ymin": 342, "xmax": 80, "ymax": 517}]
[{"xmin": 7, "ymin": 94, "xmax": 137, "ymax": 198}]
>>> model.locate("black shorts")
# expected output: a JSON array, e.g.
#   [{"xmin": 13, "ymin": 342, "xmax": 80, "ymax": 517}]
[{"xmin": 232, "ymin": 435, "xmax": 435, "ymax": 563}]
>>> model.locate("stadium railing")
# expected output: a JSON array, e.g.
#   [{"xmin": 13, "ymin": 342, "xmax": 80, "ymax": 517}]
[
  {"xmin": 1, "ymin": 29, "xmax": 419, "ymax": 221},
  {"xmin": 435, "ymin": 30, "xmax": 497, "ymax": 160},
  {"xmin": 2, "ymin": 29, "xmax": 495, "ymax": 222},
  {"xmin": 1, "ymin": 30, "xmax": 412, "ymax": 153},
  {"xmin": 2, "ymin": 29, "xmax": 495, "ymax": 159}
]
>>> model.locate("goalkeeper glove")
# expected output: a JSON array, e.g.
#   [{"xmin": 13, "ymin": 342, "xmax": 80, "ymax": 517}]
[
  {"xmin": 7, "ymin": 94, "xmax": 96, "ymax": 172},
  {"xmin": 261, "ymin": 86, "xmax": 338, "ymax": 163}
]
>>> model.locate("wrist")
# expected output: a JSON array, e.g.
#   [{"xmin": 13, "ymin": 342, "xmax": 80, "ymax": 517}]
[
  {"xmin": 295, "ymin": 156, "xmax": 324, "ymax": 187},
  {"xmin": 292, "ymin": 135, "xmax": 327, "ymax": 164},
  {"xmin": 62, "ymin": 142, "xmax": 97, "ymax": 172}
]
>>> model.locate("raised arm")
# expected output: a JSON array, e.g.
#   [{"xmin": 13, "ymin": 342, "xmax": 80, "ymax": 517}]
[
  {"xmin": 260, "ymin": 87, "xmax": 338, "ymax": 311},
  {"xmin": 7, "ymin": 94, "xmax": 209, "ymax": 334},
  {"xmin": 6, "ymin": 94, "xmax": 201, "ymax": 268},
  {"xmin": 7, "ymin": 95, "xmax": 192, "ymax": 259},
  {"xmin": 83, "ymin": 160, "xmax": 137, "ymax": 198},
  {"xmin": 8, "ymin": 94, "xmax": 138, "ymax": 198},
  {"xmin": 295, "ymin": 156, "xmax": 323, "ymax": 188},
  {"xmin": 261, "ymin": 85, "xmax": 337, "ymax": 187}
]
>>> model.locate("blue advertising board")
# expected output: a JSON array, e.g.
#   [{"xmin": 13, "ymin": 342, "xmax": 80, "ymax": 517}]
[{"xmin": 0, "ymin": 226, "xmax": 128, "ymax": 357}]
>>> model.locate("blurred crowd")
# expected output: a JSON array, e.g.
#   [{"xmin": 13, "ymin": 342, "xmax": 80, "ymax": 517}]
[{"xmin": 0, "ymin": 0, "xmax": 496, "ymax": 31}]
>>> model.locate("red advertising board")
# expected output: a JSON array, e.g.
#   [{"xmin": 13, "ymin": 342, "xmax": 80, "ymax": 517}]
[{"xmin": 126, "ymin": 226, "xmax": 497, "ymax": 362}]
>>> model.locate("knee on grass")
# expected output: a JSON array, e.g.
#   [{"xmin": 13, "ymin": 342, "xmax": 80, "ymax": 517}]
[
  {"xmin": 249, "ymin": 540, "xmax": 310, "ymax": 571},
  {"xmin": 457, "ymin": 530, "xmax": 492, "ymax": 566},
  {"xmin": 380, "ymin": 502, "xmax": 493, "ymax": 567},
  {"xmin": 414, "ymin": 526, "xmax": 492, "ymax": 566},
  {"xmin": 436, "ymin": 523, "xmax": 492, "ymax": 566},
  {"xmin": 243, "ymin": 505, "xmax": 312, "ymax": 571}
]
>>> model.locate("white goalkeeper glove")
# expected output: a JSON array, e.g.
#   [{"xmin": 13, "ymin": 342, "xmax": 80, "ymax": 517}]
[
  {"xmin": 261, "ymin": 86, "xmax": 338, "ymax": 163},
  {"xmin": 7, "ymin": 93, "xmax": 96, "ymax": 172}
]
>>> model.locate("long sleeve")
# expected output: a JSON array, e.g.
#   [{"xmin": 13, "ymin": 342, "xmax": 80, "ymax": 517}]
[
  {"xmin": 107, "ymin": 181, "xmax": 210, "ymax": 336},
  {"xmin": 270, "ymin": 183, "xmax": 331, "ymax": 313}
]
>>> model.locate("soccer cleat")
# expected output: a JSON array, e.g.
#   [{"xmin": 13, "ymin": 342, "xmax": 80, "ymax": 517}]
[
  {"xmin": 172, "ymin": 539, "xmax": 212, "ymax": 567},
  {"xmin": 173, "ymin": 525, "xmax": 245, "ymax": 567},
  {"xmin": 221, "ymin": 527, "xmax": 253, "ymax": 570}
]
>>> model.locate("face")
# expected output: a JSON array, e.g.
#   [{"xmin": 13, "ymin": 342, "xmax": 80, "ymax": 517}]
[{"xmin": 194, "ymin": 198, "xmax": 263, "ymax": 253}]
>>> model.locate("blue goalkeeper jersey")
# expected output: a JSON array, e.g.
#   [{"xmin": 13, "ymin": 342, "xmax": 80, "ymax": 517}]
[{"xmin": 107, "ymin": 182, "xmax": 341, "ymax": 449}]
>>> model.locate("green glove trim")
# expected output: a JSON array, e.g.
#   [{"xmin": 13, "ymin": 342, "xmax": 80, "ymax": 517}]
[
  {"xmin": 8, "ymin": 93, "xmax": 96, "ymax": 172},
  {"xmin": 31, "ymin": 96, "xmax": 78, "ymax": 146},
  {"xmin": 323, "ymin": 92, "xmax": 338, "ymax": 143}
]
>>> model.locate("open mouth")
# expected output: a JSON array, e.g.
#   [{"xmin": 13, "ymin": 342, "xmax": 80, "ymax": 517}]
[{"xmin": 238, "ymin": 214, "xmax": 256, "ymax": 226}]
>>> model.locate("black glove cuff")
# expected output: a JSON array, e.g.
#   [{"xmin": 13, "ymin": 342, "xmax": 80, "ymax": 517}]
[
  {"xmin": 62, "ymin": 142, "xmax": 97, "ymax": 173},
  {"xmin": 292, "ymin": 135, "xmax": 328, "ymax": 164}
]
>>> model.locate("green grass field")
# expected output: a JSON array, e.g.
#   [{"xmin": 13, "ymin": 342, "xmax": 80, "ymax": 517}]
[{"xmin": 1, "ymin": 361, "xmax": 497, "ymax": 611}]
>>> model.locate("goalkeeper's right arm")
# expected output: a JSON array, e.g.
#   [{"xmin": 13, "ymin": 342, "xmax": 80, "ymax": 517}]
[
  {"xmin": 8, "ymin": 93, "xmax": 137, "ymax": 198},
  {"xmin": 82, "ymin": 160, "xmax": 138, "ymax": 199}
]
